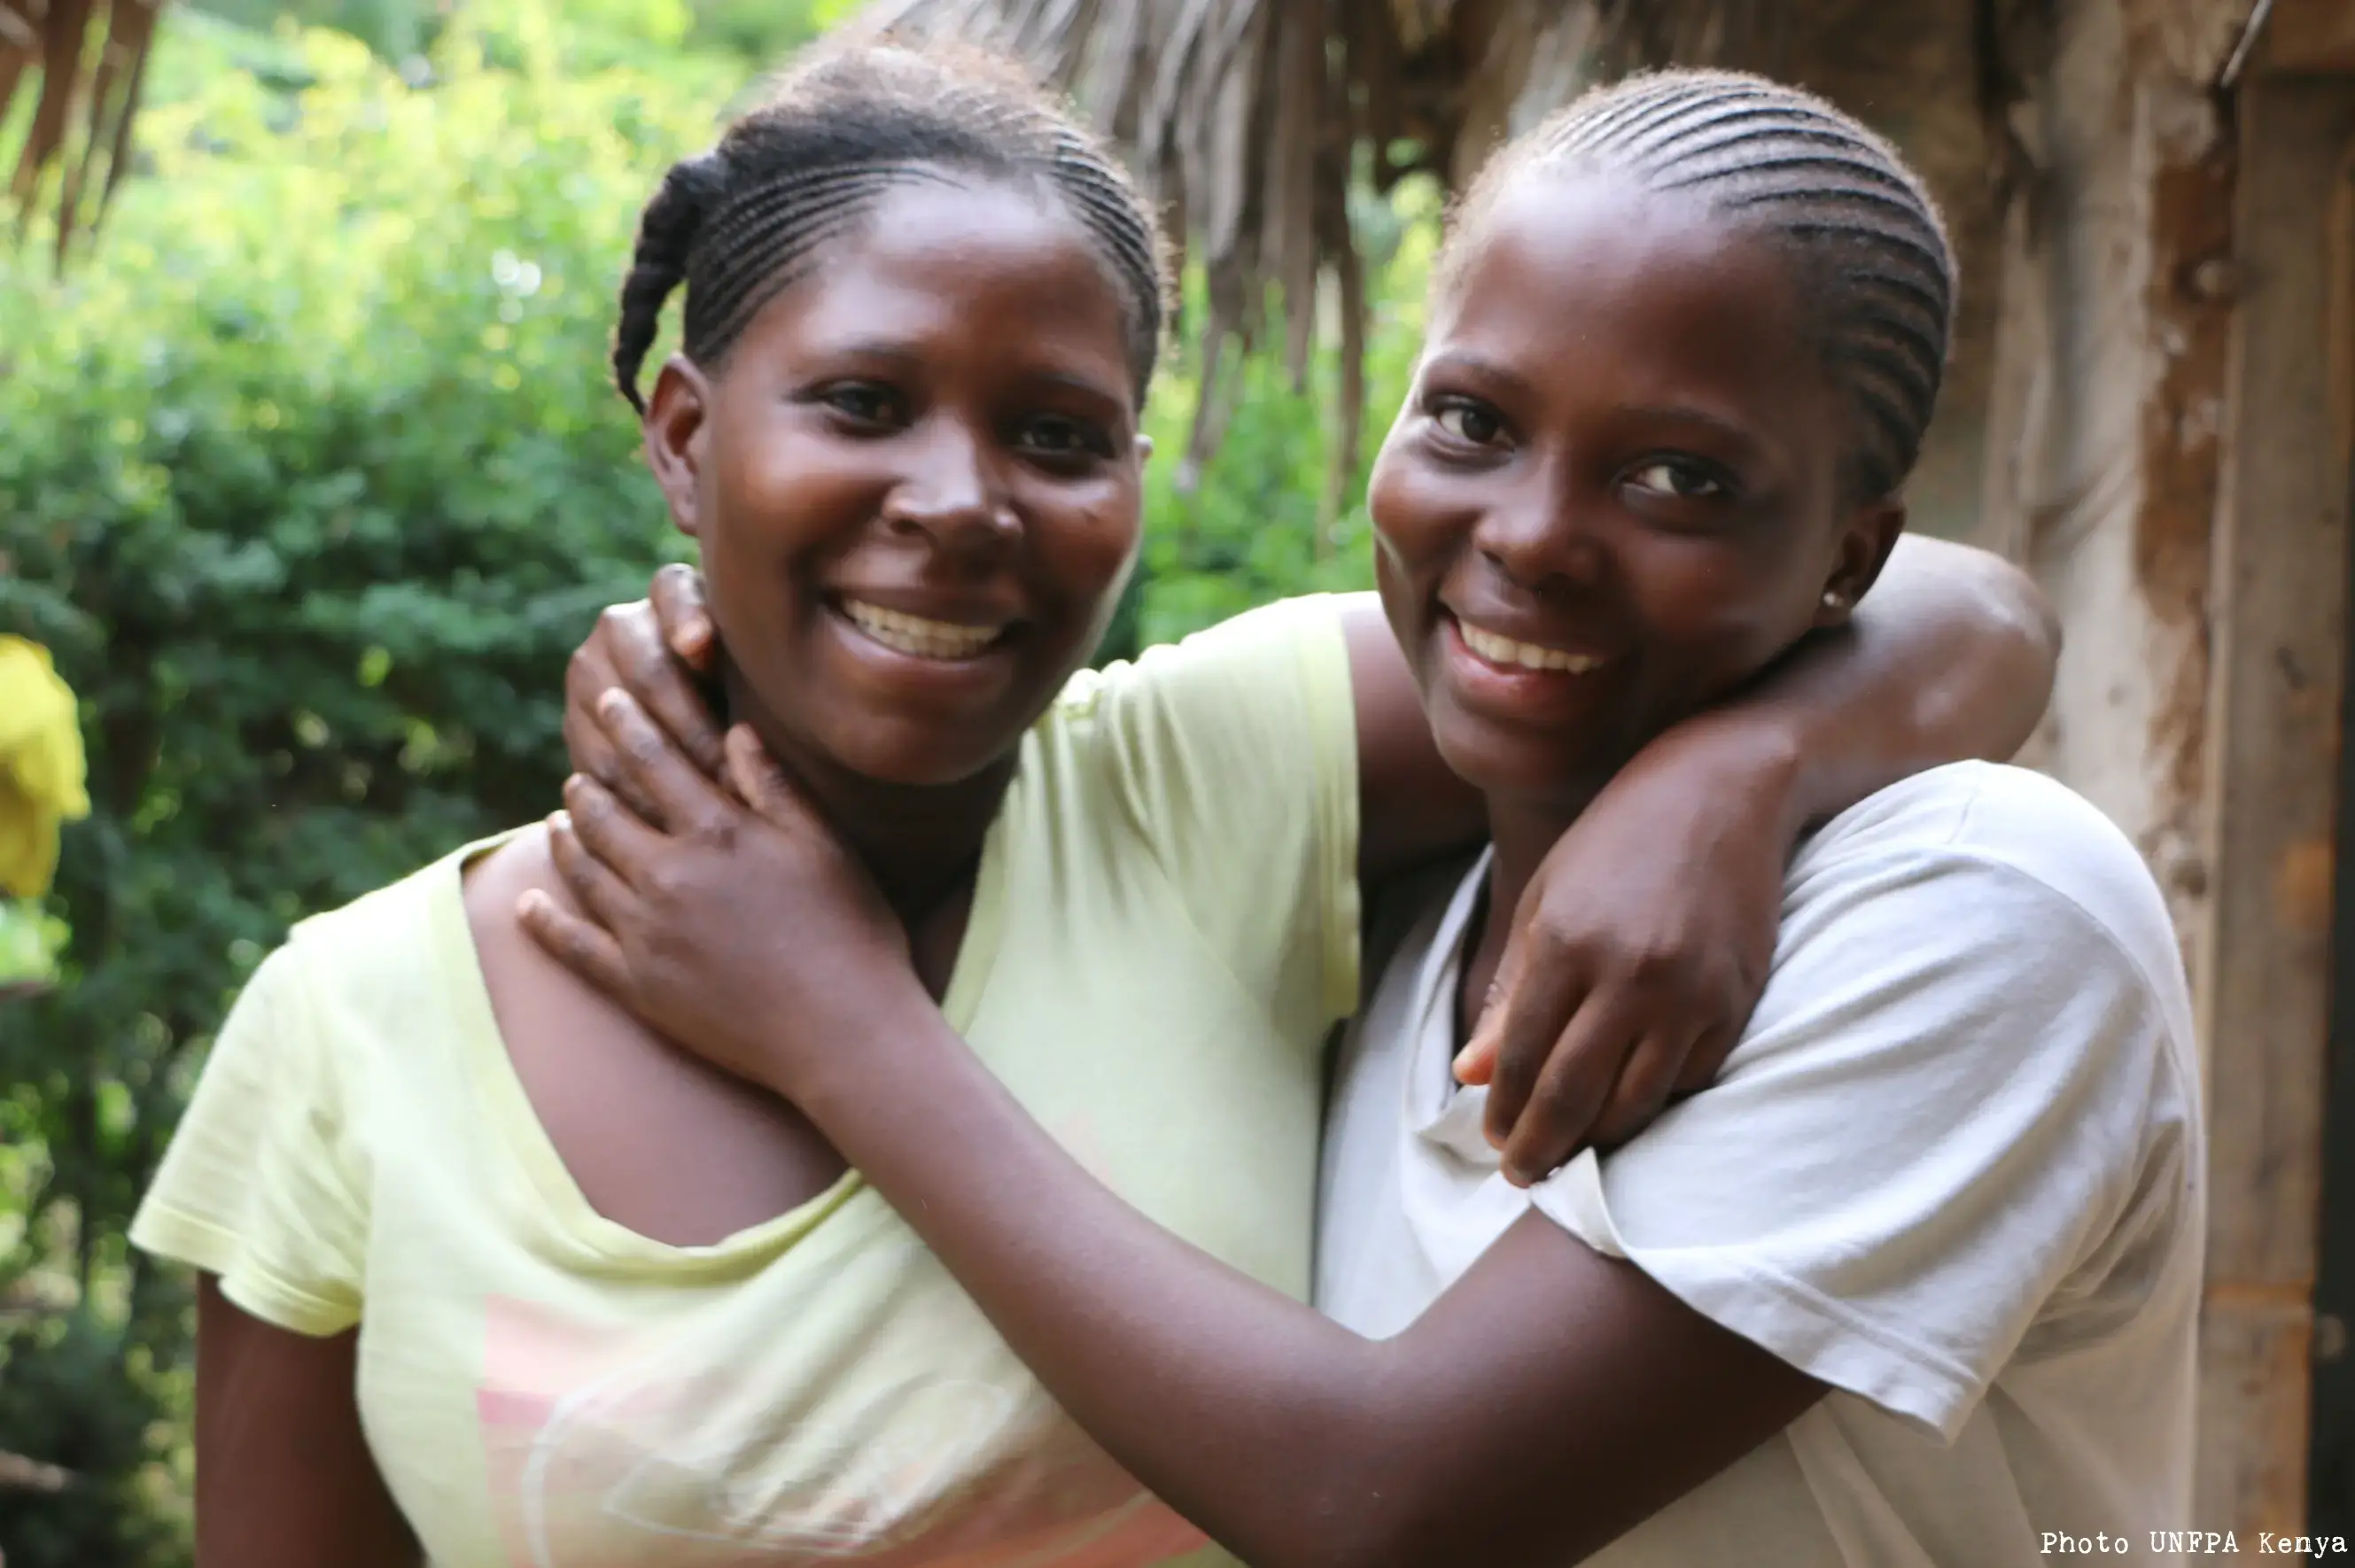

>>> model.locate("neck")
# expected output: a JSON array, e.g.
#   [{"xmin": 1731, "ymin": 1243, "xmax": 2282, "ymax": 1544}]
[{"xmin": 720, "ymin": 665, "xmax": 1010, "ymax": 926}]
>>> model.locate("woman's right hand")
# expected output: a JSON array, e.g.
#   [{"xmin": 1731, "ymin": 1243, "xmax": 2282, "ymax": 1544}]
[{"xmin": 565, "ymin": 564, "xmax": 727, "ymax": 816}]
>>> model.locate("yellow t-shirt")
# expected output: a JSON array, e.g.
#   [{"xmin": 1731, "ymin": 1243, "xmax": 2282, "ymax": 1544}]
[{"xmin": 131, "ymin": 594, "xmax": 1363, "ymax": 1568}]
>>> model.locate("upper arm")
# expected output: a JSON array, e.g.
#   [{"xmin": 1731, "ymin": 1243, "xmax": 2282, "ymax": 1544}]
[
  {"xmin": 129, "ymin": 944, "xmax": 368, "ymax": 1336},
  {"xmin": 1852, "ymin": 535, "xmax": 2059, "ymax": 757},
  {"xmin": 1354, "ymin": 1214, "xmax": 1823, "ymax": 1567},
  {"xmin": 196, "ymin": 1274, "xmax": 420, "ymax": 1567}
]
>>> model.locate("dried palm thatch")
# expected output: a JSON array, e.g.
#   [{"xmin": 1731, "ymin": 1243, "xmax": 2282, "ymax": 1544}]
[
  {"xmin": 845, "ymin": 0, "xmax": 1778, "ymax": 482},
  {"xmin": 1, "ymin": 0, "xmax": 164, "ymax": 266}
]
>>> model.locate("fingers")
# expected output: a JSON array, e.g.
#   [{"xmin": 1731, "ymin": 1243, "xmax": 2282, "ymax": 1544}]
[
  {"xmin": 593, "ymin": 689, "xmax": 735, "ymax": 835},
  {"xmin": 1490, "ymin": 990, "xmax": 1646, "ymax": 1186},
  {"xmin": 1466, "ymin": 931, "xmax": 1582, "ymax": 1140},
  {"xmin": 563, "ymin": 642, "xmax": 648, "ymax": 819},
  {"xmin": 546, "ymin": 811, "xmax": 633, "ymax": 935},
  {"xmin": 589, "ymin": 594, "xmax": 727, "ymax": 780},
  {"xmin": 1582, "ymin": 1028, "xmax": 1697, "ymax": 1152},
  {"xmin": 516, "ymin": 887, "xmax": 633, "ymax": 1001},
  {"xmin": 724, "ymin": 725, "xmax": 812, "ymax": 828},
  {"xmin": 649, "ymin": 563, "xmax": 717, "ymax": 672},
  {"xmin": 1672, "ymin": 1021, "xmax": 1742, "ymax": 1096},
  {"xmin": 1452, "ymin": 975, "xmax": 1506, "ymax": 1087},
  {"xmin": 562, "ymin": 772, "xmax": 668, "ymax": 892}
]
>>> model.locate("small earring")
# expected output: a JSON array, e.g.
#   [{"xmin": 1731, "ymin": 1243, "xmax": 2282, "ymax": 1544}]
[{"xmin": 1821, "ymin": 590, "xmax": 1844, "ymax": 611}]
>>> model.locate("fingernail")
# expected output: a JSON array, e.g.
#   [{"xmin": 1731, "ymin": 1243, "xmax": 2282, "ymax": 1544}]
[
  {"xmin": 597, "ymin": 687, "xmax": 627, "ymax": 719},
  {"xmin": 549, "ymin": 809, "xmax": 571, "ymax": 833},
  {"xmin": 517, "ymin": 889, "xmax": 548, "ymax": 918}
]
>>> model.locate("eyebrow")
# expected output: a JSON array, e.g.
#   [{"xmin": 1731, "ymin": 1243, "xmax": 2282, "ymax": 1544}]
[
  {"xmin": 1611, "ymin": 403, "xmax": 1768, "ymax": 458},
  {"xmin": 810, "ymin": 339, "xmax": 1130, "ymax": 411},
  {"xmin": 1425, "ymin": 352, "xmax": 1773, "ymax": 458},
  {"xmin": 1420, "ymin": 351, "xmax": 1541, "ymax": 401}
]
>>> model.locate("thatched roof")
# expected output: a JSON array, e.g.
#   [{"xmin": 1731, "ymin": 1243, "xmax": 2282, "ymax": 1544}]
[
  {"xmin": 845, "ymin": 0, "xmax": 1770, "ymax": 473},
  {"xmin": 1, "ymin": 0, "xmax": 160, "ymax": 266}
]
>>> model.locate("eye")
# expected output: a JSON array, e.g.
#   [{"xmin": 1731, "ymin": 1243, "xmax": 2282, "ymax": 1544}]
[
  {"xmin": 820, "ymin": 383, "xmax": 907, "ymax": 429},
  {"xmin": 1624, "ymin": 457, "xmax": 1730, "ymax": 501},
  {"xmin": 1015, "ymin": 414, "xmax": 1116, "ymax": 463},
  {"xmin": 1431, "ymin": 397, "xmax": 1507, "ymax": 447}
]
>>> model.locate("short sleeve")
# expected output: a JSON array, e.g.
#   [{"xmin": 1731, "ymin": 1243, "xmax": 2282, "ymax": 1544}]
[
  {"xmin": 130, "ymin": 942, "xmax": 368, "ymax": 1336},
  {"xmin": 1092, "ymin": 593, "xmax": 1363, "ymax": 1026},
  {"xmin": 1529, "ymin": 844, "xmax": 2187, "ymax": 1442}
]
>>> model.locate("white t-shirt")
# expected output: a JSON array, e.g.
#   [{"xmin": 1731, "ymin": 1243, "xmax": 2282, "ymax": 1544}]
[{"xmin": 1316, "ymin": 761, "xmax": 2203, "ymax": 1566}]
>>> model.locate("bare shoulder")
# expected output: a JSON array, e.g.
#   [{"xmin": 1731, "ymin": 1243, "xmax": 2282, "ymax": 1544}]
[
  {"xmin": 460, "ymin": 821, "xmax": 567, "ymax": 934},
  {"xmin": 459, "ymin": 822, "xmax": 846, "ymax": 1246}
]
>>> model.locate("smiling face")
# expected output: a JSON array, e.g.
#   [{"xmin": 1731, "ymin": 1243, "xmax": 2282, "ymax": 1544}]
[
  {"xmin": 1368, "ymin": 169, "xmax": 1904, "ymax": 806},
  {"xmin": 642, "ymin": 176, "xmax": 1147, "ymax": 788}
]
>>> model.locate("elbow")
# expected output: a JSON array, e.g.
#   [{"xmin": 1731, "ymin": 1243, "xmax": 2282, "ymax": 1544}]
[
  {"xmin": 1945, "ymin": 546, "xmax": 2060, "ymax": 760},
  {"xmin": 1268, "ymin": 1432, "xmax": 1478, "ymax": 1568},
  {"xmin": 1255, "ymin": 1495, "xmax": 1466, "ymax": 1568},
  {"xmin": 1972, "ymin": 548, "xmax": 2062, "ymax": 679}
]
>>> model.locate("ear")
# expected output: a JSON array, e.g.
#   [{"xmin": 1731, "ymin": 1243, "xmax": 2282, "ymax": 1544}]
[
  {"xmin": 1814, "ymin": 497, "xmax": 1906, "ymax": 628},
  {"xmin": 644, "ymin": 353, "xmax": 713, "ymax": 540}
]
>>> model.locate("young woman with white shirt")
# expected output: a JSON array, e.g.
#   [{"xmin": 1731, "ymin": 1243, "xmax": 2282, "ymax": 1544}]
[{"xmin": 534, "ymin": 68, "xmax": 2198, "ymax": 1567}]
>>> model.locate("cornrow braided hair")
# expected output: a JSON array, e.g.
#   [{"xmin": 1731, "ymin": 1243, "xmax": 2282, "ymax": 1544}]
[
  {"xmin": 1448, "ymin": 69, "xmax": 1956, "ymax": 501},
  {"xmin": 611, "ymin": 42, "xmax": 1173, "ymax": 415}
]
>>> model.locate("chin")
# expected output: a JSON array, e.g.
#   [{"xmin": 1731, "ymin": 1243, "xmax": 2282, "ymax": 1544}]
[
  {"xmin": 1429, "ymin": 706, "xmax": 1620, "ymax": 806},
  {"xmin": 825, "ymin": 719, "xmax": 1023, "ymax": 791}
]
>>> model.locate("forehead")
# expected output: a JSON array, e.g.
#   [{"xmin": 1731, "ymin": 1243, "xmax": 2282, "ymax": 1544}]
[
  {"xmin": 1433, "ymin": 171, "xmax": 1834, "ymax": 431},
  {"xmin": 734, "ymin": 177, "xmax": 1136, "ymax": 386}
]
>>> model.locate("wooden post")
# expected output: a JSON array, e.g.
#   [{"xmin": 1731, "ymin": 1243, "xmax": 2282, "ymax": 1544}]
[{"xmin": 2196, "ymin": 32, "xmax": 2355, "ymax": 1534}]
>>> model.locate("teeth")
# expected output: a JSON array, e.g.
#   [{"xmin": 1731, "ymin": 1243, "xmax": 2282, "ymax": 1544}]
[
  {"xmin": 1458, "ymin": 620, "xmax": 1603, "ymax": 674},
  {"xmin": 840, "ymin": 599, "xmax": 1006, "ymax": 660}
]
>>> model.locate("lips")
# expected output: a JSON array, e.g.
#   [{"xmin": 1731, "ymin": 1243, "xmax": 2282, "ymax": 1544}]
[
  {"xmin": 1451, "ymin": 616, "xmax": 1607, "ymax": 675},
  {"xmin": 837, "ymin": 597, "xmax": 1011, "ymax": 661}
]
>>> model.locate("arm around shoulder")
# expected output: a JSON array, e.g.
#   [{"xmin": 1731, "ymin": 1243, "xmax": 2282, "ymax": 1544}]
[{"xmin": 1532, "ymin": 780, "xmax": 2191, "ymax": 1439}]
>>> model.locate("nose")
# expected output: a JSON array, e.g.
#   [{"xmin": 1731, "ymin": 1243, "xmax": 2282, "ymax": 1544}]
[
  {"xmin": 882, "ymin": 417, "xmax": 1020, "ymax": 563},
  {"xmin": 1472, "ymin": 467, "xmax": 1605, "ymax": 596}
]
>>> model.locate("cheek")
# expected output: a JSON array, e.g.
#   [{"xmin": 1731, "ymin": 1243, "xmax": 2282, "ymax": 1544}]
[
  {"xmin": 719, "ymin": 425, "xmax": 870, "ymax": 541},
  {"xmin": 1367, "ymin": 445, "xmax": 1469, "ymax": 592},
  {"xmin": 1628, "ymin": 539, "xmax": 1823, "ymax": 694},
  {"xmin": 1023, "ymin": 478, "xmax": 1143, "ymax": 634}
]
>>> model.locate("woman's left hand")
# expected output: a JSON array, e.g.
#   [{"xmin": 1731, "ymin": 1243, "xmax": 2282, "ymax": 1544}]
[
  {"xmin": 1456, "ymin": 718, "xmax": 1795, "ymax": 1184},
  {"xmin": 518, "ymin": 690, "xmax": 918, "ymax": 1100}
]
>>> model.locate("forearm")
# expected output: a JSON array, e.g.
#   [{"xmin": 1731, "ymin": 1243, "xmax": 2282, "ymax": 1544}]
[
  {"xmin": 799, "ymin": 994, "xmax": 1409, "ymax": 1568},
  {"xmin": 1675, "ymin": 535, "xmax": 2057, "ymax": 838}
]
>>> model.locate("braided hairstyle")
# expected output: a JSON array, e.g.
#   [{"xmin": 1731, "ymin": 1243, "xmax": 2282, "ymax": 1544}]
[
  {"xmin": 1445, "ymin": 69, "xmax": 1955, "ymax": 501},
  {"xmin": 612, "ymin": 43, "xmax": 1172, "ymax": 415}
]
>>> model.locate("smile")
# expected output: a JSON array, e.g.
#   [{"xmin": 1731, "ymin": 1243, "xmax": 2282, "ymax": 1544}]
[
  {"xmin": 1454, "ymin": 618, "xmax": 1605, "ymax": 675},
  {"xmin": 838, "ymin": 599, "xmax": 1010, "ymax": 661}
]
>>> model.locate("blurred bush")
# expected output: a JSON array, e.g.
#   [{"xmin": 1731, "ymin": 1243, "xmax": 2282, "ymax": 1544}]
[
  {"xmin": 0, "ymin": 12, "xmax": 708, "ymax": 1560},
  {"xmin": 0, "ymin": 4, "xmax": 1426, "ymax": 1559}
]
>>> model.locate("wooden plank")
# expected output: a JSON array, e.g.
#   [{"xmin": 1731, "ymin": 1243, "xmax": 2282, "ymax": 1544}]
[
  {"xmin": 2268, "ymin": 0, "xmax": 2355, "ymax": 73},
  {"xmin": 2196, "ymin": 71, "xmax": 2355, "ymax": 1533},
  {"xmin": 2203, "ymin": 1292, "xmax": 2318, "ymax": 1535}
]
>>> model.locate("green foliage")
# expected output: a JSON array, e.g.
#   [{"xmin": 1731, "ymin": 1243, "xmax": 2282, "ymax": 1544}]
[
  {"xmin": 0, "ymin": 902, "xmax": 65, "ymax": 985},
  {"xmin": 1123, "ymin": 187, "xmax": 1435, "ymax": 654},
  {"xmin": 0, "ymin": 14, "xmax": 711, "ymax": 1562},
  {"xmin": 0, "ymin": 6, "xmax": 1432, "ymax": 1561}
]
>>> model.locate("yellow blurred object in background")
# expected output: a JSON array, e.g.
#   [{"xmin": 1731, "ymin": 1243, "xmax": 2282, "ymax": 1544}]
[{"xmin": 0, "ymin": 637, "xmax": 91, "ymax": 900}]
